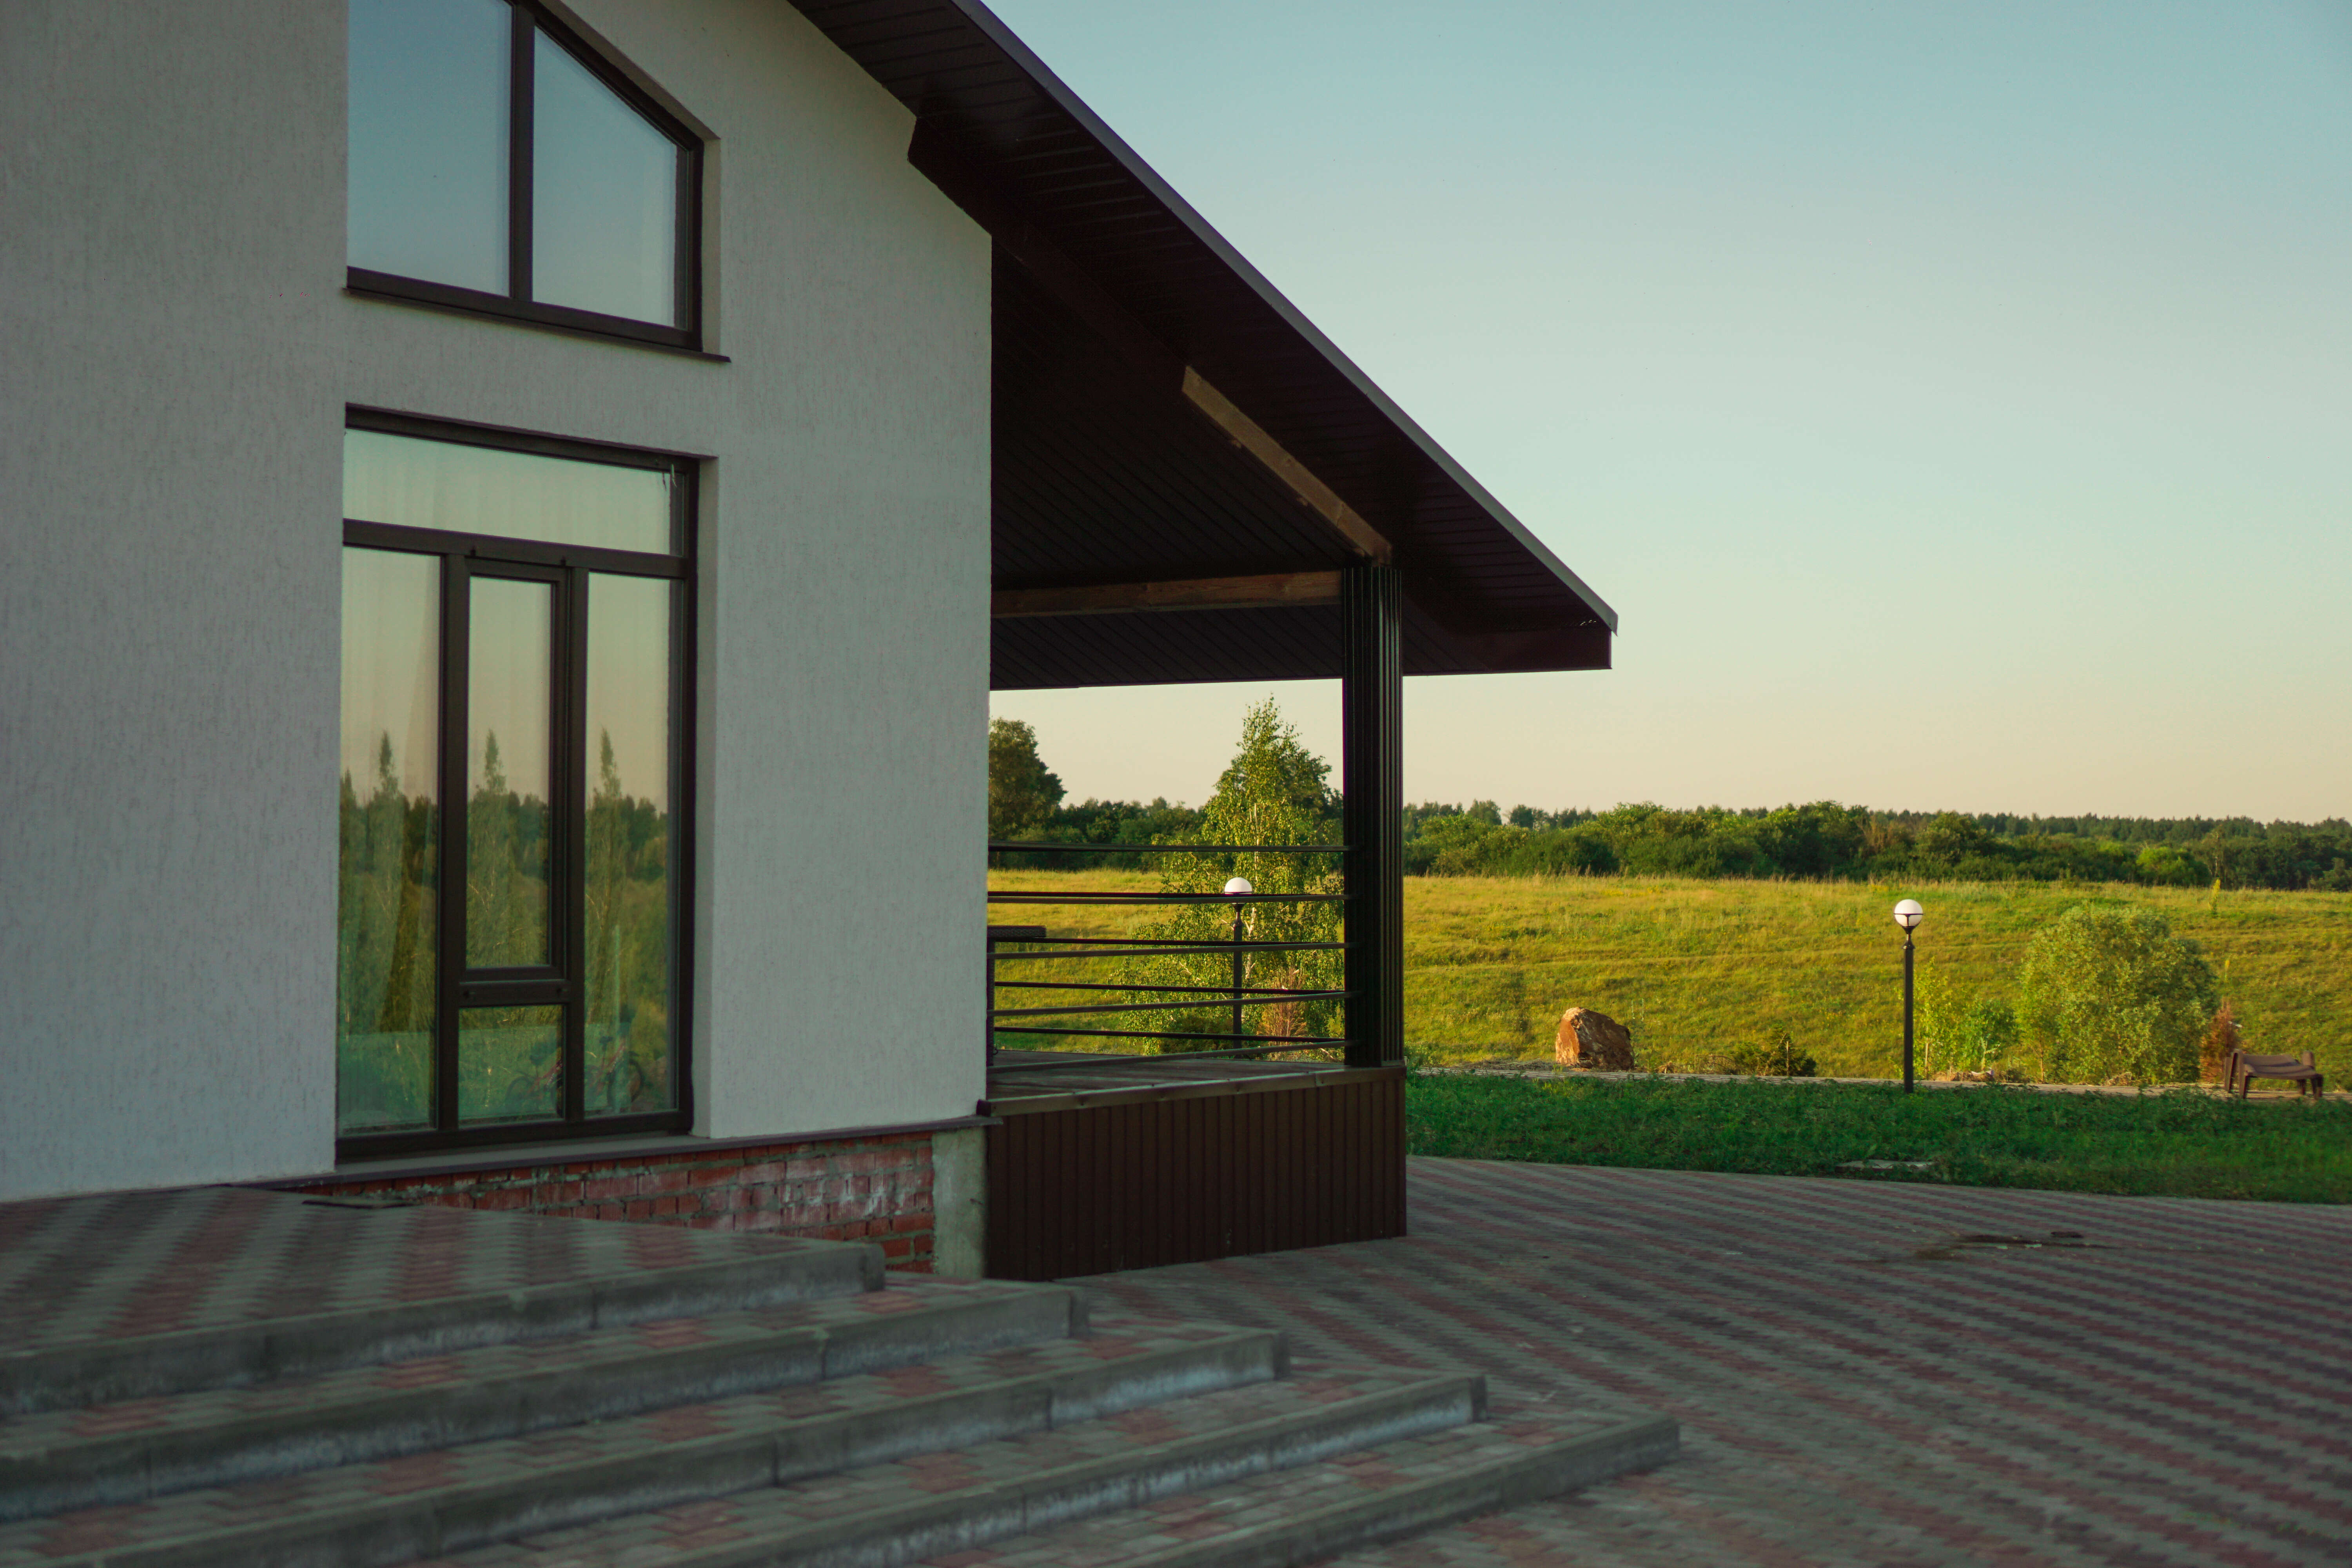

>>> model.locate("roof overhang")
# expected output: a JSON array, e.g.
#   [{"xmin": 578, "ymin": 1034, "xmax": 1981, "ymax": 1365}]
[{"xmin": 790, "ymin": 0, "xmax": 1618, "ymax": 689}]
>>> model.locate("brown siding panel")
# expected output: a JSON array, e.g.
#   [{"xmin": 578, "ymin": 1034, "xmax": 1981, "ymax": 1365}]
[{"xmin": 982, "ymin": 1068, "xmax": 1406, "ymax": 1281}]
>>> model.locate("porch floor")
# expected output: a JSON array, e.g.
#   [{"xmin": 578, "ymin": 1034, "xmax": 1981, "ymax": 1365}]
[
  {"xmin": 981, "ymin": 1047, "xmax": 1372, "ymax": 1115},
  {"xmin": 0, "ymin": 1185, "xmax": 853, "ymax": 1362},
  {"xmin": 1081, "ymin": 1157, "xmax": 2352, "ymax": 1568}
]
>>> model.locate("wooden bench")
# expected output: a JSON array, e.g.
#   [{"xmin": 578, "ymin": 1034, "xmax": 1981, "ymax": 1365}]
[{"xmin": 2225, "ymin": 1049, "xmax": 2325, "ymax": 1100}]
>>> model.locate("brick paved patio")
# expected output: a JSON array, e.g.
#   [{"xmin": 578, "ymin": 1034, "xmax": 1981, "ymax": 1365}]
[
  {"xmin": 0, "ymin": 1186, "xmax": 852, "ymax": 1359},
  {"xmin": 1082, "ymin": 1158, "xmax": 2352, "ymax": 1567}
]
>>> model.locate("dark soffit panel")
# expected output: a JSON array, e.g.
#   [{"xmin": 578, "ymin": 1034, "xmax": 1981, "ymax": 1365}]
[
  {"xmin": 788, "ymin": 0, "xmax": 1619, "ymax": 688},
  {"xmin": 992, "ymin": 260, "xmax": 1355, "ymax": 588}
]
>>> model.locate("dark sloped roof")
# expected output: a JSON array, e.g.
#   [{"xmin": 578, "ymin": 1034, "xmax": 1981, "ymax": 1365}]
[{"xmin": 791, "ymin": 0, "xmax": 1617, "ymax": 688}]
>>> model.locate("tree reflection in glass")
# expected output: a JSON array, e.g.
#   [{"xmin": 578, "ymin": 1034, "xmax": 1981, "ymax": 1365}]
[
  {"xmin": 338, "ymin": 549, "xmax": 439, "ymax": 1133},
  {"xmin": 584, "ymin": 573, "xmax": 674, "ymax": 1114},
  {"xmin": 459, "ymin": 1005, "xmax": 562, "ymax": 1124},
  {"xmin": 466, "ymin": 578, "xmax": 553, "ymax": 969}
]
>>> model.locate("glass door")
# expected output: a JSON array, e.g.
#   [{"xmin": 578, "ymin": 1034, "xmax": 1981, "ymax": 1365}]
[
  {"xmin": 451, "ymin": 563, "xmax": 574, "ymax": 1127},
  {"xmin": 338, "ymin": 417, "xmax": 690, "ymax": 1156}
]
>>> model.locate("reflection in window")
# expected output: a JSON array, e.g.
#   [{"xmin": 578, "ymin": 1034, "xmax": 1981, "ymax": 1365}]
[
  {"xmin": 584, "ymin": 573, "xmax": 674, "ymax": 1115},
  {"xmin": 348, "ymin": 0, "xmax": 509, "ymax": 295},
  {"xmin": 344, "ymin": 429, "xmax": 673, "ymax": 555},
  {"xmin": 347, "ymin": 0, "xmax": 698, "ymax": 338},
  {"xmin": 534, "ymin": 31, "xmax": 680, "ymax": 325},
  {"xmin": 459, "ymin": 1005, "xmax": 563, "ymax": 1124},
  {"xmin": 466, "ymin": 579, "xmax": 554, "ymax": 970},
  {"xmin": 338, "ymin": 549, "xmax": 440, "ymax": 1134},
  {"xmin": 339, "ymin": 417, "xmax": 690, "ymax": 1151}
]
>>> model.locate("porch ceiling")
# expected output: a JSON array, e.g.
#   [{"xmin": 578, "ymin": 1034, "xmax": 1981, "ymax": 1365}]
[{"xmin": 789, "ymin": 0, "xmax": 1617, "ymax": 689}]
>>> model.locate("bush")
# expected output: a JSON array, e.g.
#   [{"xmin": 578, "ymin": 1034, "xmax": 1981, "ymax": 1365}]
[
  {"xmin": 2198, "ymin": 1003, "xmax": 2243, "ymax": 1084},
  {"xmin": 1715, "ymin": 1034, "xmax": 1818, "ymax": 1077},
  {"xmin": 2017, "ymin": 905, "xmax": 2219, "ymax": 1083},
  {"xmin": 1954, "ymin": 998, "xmax": 2020, "ymax": 1076},
  {"xmin": 1907, "ymin": 963, "xmax": 2017, "ymax": 1079}
]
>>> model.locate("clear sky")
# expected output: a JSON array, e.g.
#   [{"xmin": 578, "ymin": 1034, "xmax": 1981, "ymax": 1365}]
[{"xmin": 984, "ymin": 0, "xmax": 2352, "ymax": 822}]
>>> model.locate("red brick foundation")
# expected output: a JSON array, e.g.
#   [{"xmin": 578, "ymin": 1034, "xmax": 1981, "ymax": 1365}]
[{"xmin": 292, "ymin": 1131, "xmax": 940, "ymax": 1270}]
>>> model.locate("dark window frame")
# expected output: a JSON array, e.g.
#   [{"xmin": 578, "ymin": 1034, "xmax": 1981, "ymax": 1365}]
[
  {"xmin": 347, "ymin": 0, "xmax": 706, "ymax": 352},
  {"xmin": 338, "ymin": 407, "xmax": 699, "ymax": 1161}
]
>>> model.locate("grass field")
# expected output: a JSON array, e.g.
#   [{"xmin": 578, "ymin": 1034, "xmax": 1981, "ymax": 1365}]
[
  {"xmin": 1405, "ymin": 1073, "xmax": 2352, "ymax": 1203},
  {"xmin": 987, "ymin": 869, "xmax": 2352, "ymax": 1080}
]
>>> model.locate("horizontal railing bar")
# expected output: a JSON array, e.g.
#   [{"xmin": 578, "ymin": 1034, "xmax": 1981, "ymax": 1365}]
[
  {"xmin": 996, "ymin": 1025, "xmax": 1351, "ymax": 1046},
  {"xmin": 987, "ymin": 891, "xmax": 1345, "ymax": 904},
  {"xmin": 989, "ymin": 1044, "xmax": 1346, "ymax": 1068},
  {"xmin": 991, "ymin": 942, "xmax": 1348, "ymax": 959},
  {"xmin": 993, "ymin": 992, "xmax": 1347, "ymax": 1021},
  {"xmin": 990, "ymin": 841, "xmax": 1348, "ymax": 855},
  {"xmin": 995, "ymin": 981, "xmax": 1347, "ymax": 996}
]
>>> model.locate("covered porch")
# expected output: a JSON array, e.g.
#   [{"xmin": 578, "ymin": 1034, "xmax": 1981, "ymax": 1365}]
[{"xmin": 909, "ymin": 0, "xmax": 1616, "ymax": 1276}]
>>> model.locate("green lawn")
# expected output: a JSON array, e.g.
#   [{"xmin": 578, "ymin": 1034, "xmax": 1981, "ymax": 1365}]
[
  {"xmin": 1405, "ymin": 1072, "xmax": 2352, "ymax": 1203},
  {"xmin": 989, "ymin": 869, "xmax": 2352, "ymax": 1080}
]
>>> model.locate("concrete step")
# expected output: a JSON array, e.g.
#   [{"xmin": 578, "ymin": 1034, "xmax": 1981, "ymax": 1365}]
[
  {"xmin": 400, "ymin": 1365, "xmax": 1488, "ymax": 1568},
  {"xmin": 0, "ymin": 1320, "xmax": 1296, "ymax": 1568},
  {"xmin": 0, "ymin": 1278, "xmax": 1083, "ymax": 1522},
  {"xmin": 1, "ymin": 1214, "xmax": 882, "ymax": 1420},
  {"xmin": 909, "ymin": 1414, "xmax": 1683, "ymax": 1567}
]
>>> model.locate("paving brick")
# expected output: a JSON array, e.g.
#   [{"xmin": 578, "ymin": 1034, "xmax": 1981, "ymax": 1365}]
[
  {"xmin": 0, "ymin": 1314, "xmax": 1289, "ymax": 1567},
  {"xmin": 30, "ymin": 1159, "xmax": 2327, "ymax": 1567},
  {"xmin": 1082, "ymin": 1159, "xmax": 2352, "ymax": 1568},
  {"xmin": 0, "ymin": 1188, "xmax": 856, "ymax": 1366}
]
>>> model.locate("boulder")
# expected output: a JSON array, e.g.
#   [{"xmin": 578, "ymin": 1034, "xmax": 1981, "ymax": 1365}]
[{"xmin": 1555, "ymin": 1007, "xmax": 1634, "ymax": 1070}]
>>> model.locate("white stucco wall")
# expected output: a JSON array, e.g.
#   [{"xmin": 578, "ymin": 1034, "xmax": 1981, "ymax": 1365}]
[{"xmin": 0, "ymin": 0, "xmax": 989, "ymax": 1201}]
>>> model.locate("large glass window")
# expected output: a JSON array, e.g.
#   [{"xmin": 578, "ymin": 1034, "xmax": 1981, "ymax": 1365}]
[
  {"xmin": 338, "ymin": 415, "xmax": 692, "ymax": 1154},
  {"xmin": 348, "ymin": 0, "xmax": 701, "ymax": 347}
]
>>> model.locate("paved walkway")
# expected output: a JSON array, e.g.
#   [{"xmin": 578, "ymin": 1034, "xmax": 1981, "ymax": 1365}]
[
  {"xmin": 1080, "ymin": 1159, "xmax": 2352, "ymax": 1567},
  {"xmin": 0, "ymin": 1185, "xmax": 841, "ymax": 1354}
]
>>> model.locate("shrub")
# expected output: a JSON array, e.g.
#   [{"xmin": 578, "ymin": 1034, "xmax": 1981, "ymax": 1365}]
[
  {"xmin": 1955, "ymin": 998, "xmax": 2020, "ymax": 1076},
  {"xmin": 1907, "ymin": 963, "xmax": 2016, "ymax": 1079},
  {"xmin": 1715, "ymin": 1033, "xmax": 1818, "ymax": 1077},
  {"xmin": 2017, "ymin": 905, "xmax": 2218, "ymax": 1083},
  {"xmin": 2198, "ymin": 1002, "xmax": 2243, "ymax": 1084}
]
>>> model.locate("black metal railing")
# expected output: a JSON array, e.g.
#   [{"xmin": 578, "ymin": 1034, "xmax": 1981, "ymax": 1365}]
[{"xmin": 986, "ymin": 841, "xmax": 1350, "ymax": 1069}]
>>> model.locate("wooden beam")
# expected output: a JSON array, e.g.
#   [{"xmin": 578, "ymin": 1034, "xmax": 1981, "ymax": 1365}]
[
  {"xmin": 1180, "ymin": 370, "xmax": 1392, "ymax": 564},
  {"xmin": 992, "ymin": 571, "xmax": 1342, "ymax": 619}
]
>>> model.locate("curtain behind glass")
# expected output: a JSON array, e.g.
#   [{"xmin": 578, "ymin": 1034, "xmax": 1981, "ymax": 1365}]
[
  {"xmin": 466, "ymin": 579, "xmax": 555, "ymax": 970},
  {"xmin": 338, "ymin": 549, "xmax": 440, "ymax": 1134},
  {"xmin": 584, "ymin": 574, "xmax": 674, "ymax": 1114},
  {"xmin": 344, "ymin": 430, "xmax": 672, "ymax": 555}
]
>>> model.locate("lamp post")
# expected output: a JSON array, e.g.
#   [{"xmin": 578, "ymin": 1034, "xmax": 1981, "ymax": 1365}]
[
  {"xmin": 1893, "ymin": 898, "xmax": 1924, "ymax": 1092},
  {"xmin": 1224, "ymin": 877, "xmax": 1254, "ymax": 1038}
]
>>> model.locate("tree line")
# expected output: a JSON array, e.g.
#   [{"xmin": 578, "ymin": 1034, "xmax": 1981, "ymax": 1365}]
[{"xmin": 989, "ymin": 720, "xmax": 2352, "ymax": 891}]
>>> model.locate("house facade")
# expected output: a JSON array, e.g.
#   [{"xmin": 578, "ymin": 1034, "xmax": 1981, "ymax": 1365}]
[{"xmin": 2, "ymin": 0, "xmax": 1613, "ymax": 1265}]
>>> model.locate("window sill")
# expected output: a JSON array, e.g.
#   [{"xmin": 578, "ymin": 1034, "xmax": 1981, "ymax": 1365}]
[{"xmin": 345, "ymin": 279, "xmax": 730, "ymax": 364}]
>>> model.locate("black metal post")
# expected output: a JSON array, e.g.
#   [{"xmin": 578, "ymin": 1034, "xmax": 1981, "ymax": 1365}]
[
  {"xmin": 1231, "ymin": 904, "xmax": 1246, "ymax": 1038},
  {"xmin": 1902, "ymin": 931, "xmax": 1916, "ymax": 1093},
  {"xmin": 1341, "ymin": 563, "xmax": 1403, "ymax": 1069}
]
